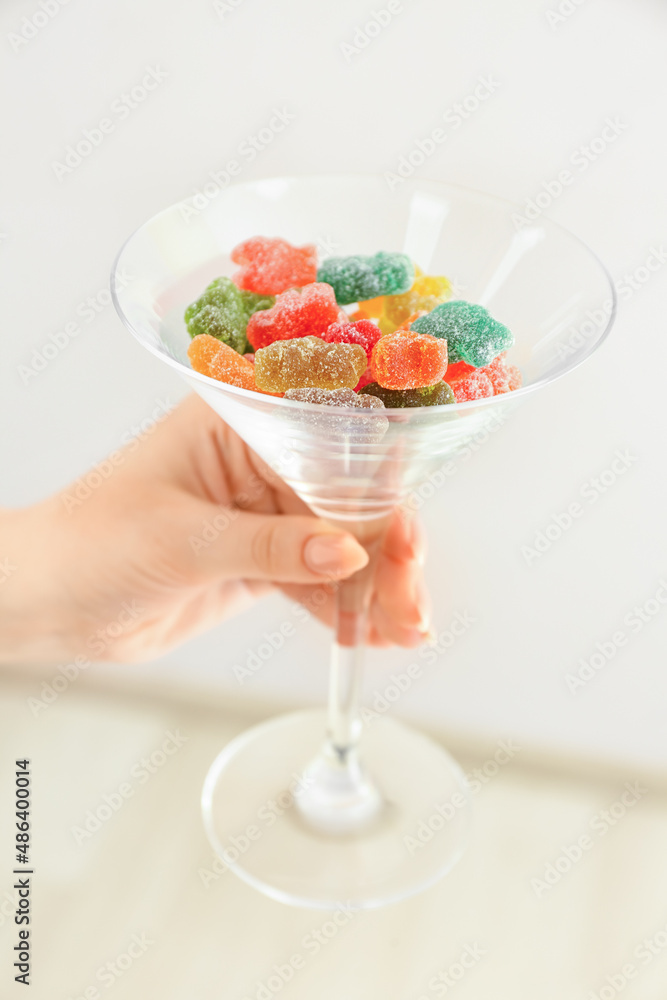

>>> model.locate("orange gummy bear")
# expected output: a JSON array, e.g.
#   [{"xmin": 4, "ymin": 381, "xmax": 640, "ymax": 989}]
[
  {"xmin": 370, "ymin": 328, "xmax": 448, "ymax": 390},
  {"xmin": 187, "ymin": 334, "xmax": 257, "ymax": 391}
]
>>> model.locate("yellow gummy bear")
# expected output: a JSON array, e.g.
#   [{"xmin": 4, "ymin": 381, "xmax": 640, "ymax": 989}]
[
  {"xmin": 378, "ymin": 315, "xmax": 396, "ymax": 336},
  {"xmin": 380, "ymin": 273, "xmax": 452, "ymax": 332}
]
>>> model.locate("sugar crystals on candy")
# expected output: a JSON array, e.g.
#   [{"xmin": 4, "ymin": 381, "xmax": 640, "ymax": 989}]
[
  {"xmin": 411, "ymin": 300, "xmax": 513, "ymax": 367},
  {"xmin": 371, "ymin": 328, "xmax": 448, "ymax": 390},
  {"xmin": 254, "ymin": 336, "xmax": 367, "ymax": 392},
  {"xmin": 246, "ymin": 283, "xmax": 340, "ymax": 350},
  {"xmin": 188, "ymin": 334, "xmax": 257, "ymax": 390},
  {"xmin": 285, "ymin": 387, "xmax": 384, "ymax": 408},
  {"xmin": 317, "ymin": 252, "xmax": 414, "ymax": 305},
  {"xmin": 231, "ymin": 236, "xmax": 317, "ymax": 294},
  {"xmin": 184, "ymin": 277, "xmax": 247, "ymax": 353},
  {"xmin": 360, "ymin": 381, "xmax": 455, "ymax": 407}
]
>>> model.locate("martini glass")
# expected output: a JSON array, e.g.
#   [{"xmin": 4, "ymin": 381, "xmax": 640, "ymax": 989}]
[{"xmin": 112, "ymin": 175, "xmax": 615, "ymax": 909}]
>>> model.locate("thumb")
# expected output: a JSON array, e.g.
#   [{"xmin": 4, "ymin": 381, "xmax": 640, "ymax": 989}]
[{"xmin": 186, "ymin": 504, "xmax": 369, "ymax": 585}]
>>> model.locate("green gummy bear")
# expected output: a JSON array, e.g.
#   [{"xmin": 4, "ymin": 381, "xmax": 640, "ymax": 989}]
[
  {"xmin": 317, "ymin": 252, "xmax": 414, "ymax": 305},
  {"xmin": 240, "ymin": 290, "xmax": 275, "ymax": 318},
  {"xmin": 359, "ymin": 381, "xmax": 455, "ymax": 408},
  {"xmin": 184, "ymin": 277, "xmax": 248, "ymax": 353},
  {"xmin": 411, "ymin": 300, "xmax": 513, "ymax": 367},
  {"xmin": 238, "ymin": 291, "xmax": 275, "ymax": 352}
]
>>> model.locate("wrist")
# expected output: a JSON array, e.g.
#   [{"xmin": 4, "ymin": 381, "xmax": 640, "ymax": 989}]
[{"xmin": 0, "ymin": 501, "xmax": 81, "ymax": 665}]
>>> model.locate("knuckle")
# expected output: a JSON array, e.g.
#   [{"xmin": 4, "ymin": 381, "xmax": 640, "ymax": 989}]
[{"xmin": 251, "ymin": 520, "xmax": 284, "ymax": 576}]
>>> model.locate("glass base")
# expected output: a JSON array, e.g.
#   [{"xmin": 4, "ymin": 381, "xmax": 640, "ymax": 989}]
[{"xmin": 201, "ymin": 709, "xmax": 471, "ymax": 910}]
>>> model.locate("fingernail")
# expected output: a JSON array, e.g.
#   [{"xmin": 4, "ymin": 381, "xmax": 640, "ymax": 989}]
[
  {"xmin": 414, "ymin": 578, "xmax": 431, "ymax": 631},
  {"xmin": 409, "ymin": 518, "xmax": 426, "ymax": 565},
  {"xmin": 304, "ymin": 534, "xmax": 368, "ymax": 577},
  {"xmin": 404, "ymin": 627, "xmax": 427, "ymax": 647}
]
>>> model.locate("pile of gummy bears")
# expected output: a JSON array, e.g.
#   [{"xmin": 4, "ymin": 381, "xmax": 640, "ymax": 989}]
[{"xmin": 186, "ymin": 236, "xmax": 521, "ymax": 409}]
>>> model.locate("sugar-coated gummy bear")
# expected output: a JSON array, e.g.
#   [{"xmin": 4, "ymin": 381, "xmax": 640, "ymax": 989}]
[
  {"xmin": 284, "ymin": 387, "xmax": 385, "ymax": 409},
  {"xmin": 411, "ymin": 300, "xmax": 513, "ymax": 367},
  {"xmin": 317, "ymin": 252, "xmax": 414, "ymax": 305},
  {"xmin": 355, "ymin": 367, "xmax": 376, "ymax": 391},
  {"xmin": 231, "ymin": 237, "xmax": 317, "ymax": 295},
  {"xmin": 383, "ymin": 274, "xmax": 451, "ymax": 331},
  {"xmin": 483, "ymin": 353, "xmax": 523, "ymax": 394},
  {"xmin": 370, "ymin": 328, "xmax": 448, "ymax": 390},
  {"xmin": 320, "ymin": 319, "xmax": 381, "ymax": 360},
  {"xmin": 394, "ymin": 310, "xmax": 429, "ymax": 332},
  {"xmin": 360, "ymin": 381, "xmax": 455, "ymax": 408},
  {"xmin": 445, "ymin": 368, "xmax": 494, "ymax": 402},
  {"xmin": 254, "ymin": 336, "xmax": 367, "ymax": 392},
  {"xmin": 188, "ymin": 334, "xmax": 257, "ymax": 391},
  {"xmin": 507, "ymin": 364, "xmax": 522, "ymax": 391},
  {"xmin": 284, "ymin": 386, "xmax": 389, "ymax": 445},
  {"xmin": 246, "ymin": 283, "xmax": 341, "ymax": 351},
  {"xmin": 442, "ymin": 360, "xmax": 474, "ymax": 381},
  {"xmin": 378, "ymin": 315, "xmax": 397, "ymax": 337},
  {"xmin": 184, "ymin": 277, "xmax": 247, "ymax": 353},
  {"xmin": 445, "ymin": 354, "xmax": 522, "ymax": 395},
  {"xmin": 353, "ymin": 295, "xmax": 385, "ymax": 319},
  {"xmin": 240, "ymin": 290, "xmax": 276, "ymax": 319},
  {"xmin": 482, "ymin": 354, "xmax": 510, "ymax": 394}
]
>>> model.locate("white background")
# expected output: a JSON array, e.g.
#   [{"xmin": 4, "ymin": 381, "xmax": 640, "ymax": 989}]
[{"xmin": 1, "ymin": 0, "xmax": 665, "ymax": 773}]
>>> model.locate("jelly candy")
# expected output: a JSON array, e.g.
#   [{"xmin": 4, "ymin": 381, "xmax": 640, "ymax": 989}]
[
  {"xmin": 353, "ymin": 295, "xmax": 385, "ymax": 319},
  {"xmin": 321, "ymin": 319, "xmax": 381, "ymax": 390},
  {"xmin": 360, "ymin": 381, "xmax": 455, "ymax": 407},
  {"xmin": 320, "ymin": 319, "xmax": 381, "ymax": 360},
  {"xmin": 240, "ymin": 290, "xmax": 275, "ymax": 319},
  {"xmin": 394, "ymin": 310, "xmax": 429, "ymax": 332},
  {"xmin": 355, "ymin": 367, "xmax": 376, "ymax": 391},
  {"xmin": 383, "ymin": 274, "xmax": 451, "ymax": 331},
  {"xmin": 246, "ymin": 283, "xmax": 340, "ymax": 351},
  {"xmin": 442, "ymin": 360, "xmax": 474, "ymax": 381},
  {"xmin": 231, "ymin": 237, "xmax": 317, "ymax": 295},
  {"xmin": 442, "ymin": 354, "xmax": 522, "ymax": 397},
  {"xmin": 284, "ymin": 387, "xmax": 384, "ymax": 409},
  {"xmin": 446, "ymin": 354, "xmax": 522, "ymax": 395},
  {"xmin": 484, "ymin": 353, "xmax": 522, "ymax": 393},
  {"xmin": 378, "ymin": 315, "xmax": 397, "ymax": 337},
  {"xmin": 317, "ymin": 252, "xmax": 414, "ymax": 305},
  {"xmin": 370, "ymin": 328, "xmax": 448, "ymax": 390},
  {"xmin": 284, "ymin": 386, "xmax": 388, "ymax": 444},
  {"xmin": 411, "ymin": 301, "xmax": 513, "ymax": 367},
  {"xmin": 507, "ymin": 363, "xmax": 522, "ymax": 391},
  {"xmin": 482, "ymin": 354, "xmax": 511, "ymax": 394},
  {"xmin": 254, "ymin": 336, "xmax": 367, "ymax": 392},
  {"xmin": 184, "ymin": 277, "xmax": 247, "ymax": 353},
  {"xmin": 188, "ymin": 334, "xmax": 256, "ymax": 391},
  {"xmin": 445, "ymin": 368, "xmax": 494, "ymax": 402}
]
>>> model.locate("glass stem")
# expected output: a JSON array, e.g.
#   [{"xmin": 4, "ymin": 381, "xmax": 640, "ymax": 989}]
[{"xmin": 325, "ymin": 520, "xmax": 389, "ymax": 763}]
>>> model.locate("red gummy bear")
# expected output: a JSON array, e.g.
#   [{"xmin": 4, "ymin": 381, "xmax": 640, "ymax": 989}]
[
  {"xmin": 354, "ymin": 368, "xmax": 376, "ymax": 391},
  {"xmin": 482, "ymin": 353, "xmax": 510, "ymax": 394},
  {"xmin": 246, "ymin": 283, "xmax": 341, "ymax": 351},
  {"xmin": 477, "ymin": 353, "xmax": 523, "ymax": 395},
  {"xmin": 231, "ymin": 236, "xmax": 317, "ymax": 295},
  {"xmin": 320, "ymin": 319, "xmax": 381, "ymax": 360},
  {"xmin": 446, "ymin": 369, "xmax": 494, "ymax": 402},
  {"xmin": 321, "ymin": 319, "xmax": 381, "ymax": 390},
  {"xmin": 507, "ymin": 364, "xmax": 522, "ymax": 391},
  {"xmin": 443, "ymin": 360, "xmax": 474, "ymax": 381},
  {"xmin": 371, "ymin": 328, "xmax": 448, "ymax": 390}
]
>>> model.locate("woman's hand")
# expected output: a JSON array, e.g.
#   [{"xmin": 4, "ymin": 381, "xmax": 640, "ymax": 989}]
[{"xmin": 0, "ymin": 395, "xmax": 431, "ymax": 664}]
